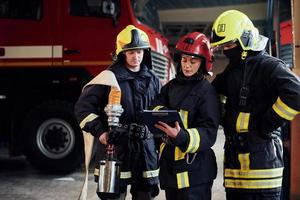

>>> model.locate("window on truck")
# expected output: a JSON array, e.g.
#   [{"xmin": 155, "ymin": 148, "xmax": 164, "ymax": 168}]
[
  {"xmin": 131, "ymin": 0, "xmax": 160, "ymax": 32},
  {"xmin": 70, "ymin": 0, "xmax": 120, "ymax": 18},
  {"xmin": 0, "ymin": 0, "xmax": 42, "ymax": 20}
]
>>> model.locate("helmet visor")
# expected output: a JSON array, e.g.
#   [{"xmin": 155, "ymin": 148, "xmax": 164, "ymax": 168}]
[{"xmin": 211, "ymin": 39, "xmax": 238, "ymax": 52}]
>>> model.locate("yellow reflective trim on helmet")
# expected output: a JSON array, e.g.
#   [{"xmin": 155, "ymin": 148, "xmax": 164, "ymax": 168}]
[
  {"xmin": 272, "ymin": 97, "xmax": 300, "ymax": 120},
  {"xmin": 176, "ymin": 171, "xmax": 190, "ymax": 189},
  {"xmin": 186, "ymin": 128, "xmax": 200, "ymax": 153},
  {"xmin": 224, "ymin": 177, "xmax": 282, "ymax": 189},
  {"xmin": 211, "ymin": 10, "xmax": 254, "ymax": 48},
  {"xmin": 238, "ymin": 153, "xmax": 250, "ymax": 170},
  {"xmin": 211, "ymin": 10, "xmax": 265, "ymax": 51},
  {"xmin": 224, "ymin": 167, "xmax": 284, "ymax": 179},
  {"xmin": 174, "ymin": 146, "xmax": 186, "ymax": 161},
  {"xmin": 116, "ymin": 25, "xmax": 150, "ymax": 55},
  {"xmin": 211, "ymin": 39, "xmax": 237, "ymax": 52},
  {"xmin": 236, "ymin": 112, "xmax": 250, "ymax": 133}
]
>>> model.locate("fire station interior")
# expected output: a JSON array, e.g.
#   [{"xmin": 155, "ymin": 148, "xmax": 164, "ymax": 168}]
[
  {"xmin": 154, "ymin": 0, "xmax": 300, "ymax": 199},
  {"xmin": 0, "ymin": 0, "xmax": 299, "ymax": 199}
]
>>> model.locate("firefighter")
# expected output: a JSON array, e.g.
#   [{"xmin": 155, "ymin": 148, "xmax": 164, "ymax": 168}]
[
  {"xmin": 152, "ymin": 32, "xmax": 220, "ymax": 200},
  {"xmin": 210, "ymin": 10, "xmax": 300, "ymax": 200},
  {"xmin": 75, "ymin": 25, "xmax": 161, "ymax": 200}
]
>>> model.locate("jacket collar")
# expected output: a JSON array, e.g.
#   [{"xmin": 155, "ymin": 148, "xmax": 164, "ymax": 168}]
[{"xmin": 110, "ymin": 62, "xmax": 152, "ymax": 80}]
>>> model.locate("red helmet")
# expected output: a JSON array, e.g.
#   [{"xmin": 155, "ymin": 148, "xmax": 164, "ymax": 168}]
[{"xmin": 175, "ymin": 32, "xmax": 213, "ymax": 73}]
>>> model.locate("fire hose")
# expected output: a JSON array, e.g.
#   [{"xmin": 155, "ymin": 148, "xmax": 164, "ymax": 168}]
[{"xmin": 78, "ymin": 70, "xmax": 122, "ymax": 200}]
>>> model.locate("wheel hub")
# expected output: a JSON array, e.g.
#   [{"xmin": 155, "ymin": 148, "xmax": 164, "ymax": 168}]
[{"xmin": 36, "ymin": 118, "xmax": 75, "ymax": 159}]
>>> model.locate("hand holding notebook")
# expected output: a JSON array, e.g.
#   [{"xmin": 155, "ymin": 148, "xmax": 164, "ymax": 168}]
[{"xmin": 141, "ymin": 110, "xmax": 183, "ymax": 137}]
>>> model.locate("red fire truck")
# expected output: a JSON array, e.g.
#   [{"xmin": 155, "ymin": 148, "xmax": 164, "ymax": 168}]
[{"xmin": 0, "ymin": 0, "xmax": 174, "ymax": 173}]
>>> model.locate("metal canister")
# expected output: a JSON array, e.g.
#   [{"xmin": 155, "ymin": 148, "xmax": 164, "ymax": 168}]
[{"xmin": 97, "ymin": 160, "xmax": 120, "ymax": 199}]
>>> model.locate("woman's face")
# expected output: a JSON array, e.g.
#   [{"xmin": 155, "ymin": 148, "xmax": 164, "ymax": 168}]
[
  {"xmin": 124, "ymin": 49, "xmax": 144, "ymax": 72},
  {"xmin": 180, "ymin": 54, "xmax": 201, "ymax": 77}
]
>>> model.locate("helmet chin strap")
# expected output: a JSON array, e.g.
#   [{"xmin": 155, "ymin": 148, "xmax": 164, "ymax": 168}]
[{"xmin": 241, "ymin": 50, "xmax": 248, "ymax": 60}]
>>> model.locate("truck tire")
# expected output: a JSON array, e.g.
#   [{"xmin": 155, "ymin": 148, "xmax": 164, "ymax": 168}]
[{"xmin": 23, "ymin": 100, "xmax": 83, "ymax": 174}]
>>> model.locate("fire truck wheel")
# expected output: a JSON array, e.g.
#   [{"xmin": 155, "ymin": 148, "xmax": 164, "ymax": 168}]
[{"xmin": 23, "ymin": 100, "xmax": 83, "ymax": 174}]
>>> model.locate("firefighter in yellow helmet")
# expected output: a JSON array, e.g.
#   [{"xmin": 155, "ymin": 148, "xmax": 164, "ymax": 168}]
[
  {"xmin": 211, "ymin": 10, "xmax": 300, "ymax": 200},
  {"xmin": 75, "ymin": 25, "xmax": 161, "ymax": 200}
]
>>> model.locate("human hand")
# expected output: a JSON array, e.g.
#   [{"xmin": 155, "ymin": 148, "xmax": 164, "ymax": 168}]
[
  {"xmin": 154, "ymin": 121, "xmax": 181, "ymax": 138},
  {"xmin": 99, "ymin": 132, "xmax": 108, "ymax": 145}
]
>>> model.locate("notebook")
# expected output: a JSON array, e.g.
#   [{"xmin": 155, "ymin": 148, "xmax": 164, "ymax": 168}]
[{"xmin": 141, "ymin": 110, "xmax": 183, "ymax": 137}]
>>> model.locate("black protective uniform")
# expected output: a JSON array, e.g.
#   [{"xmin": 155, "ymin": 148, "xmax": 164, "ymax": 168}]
[
  {"xmin": 152, "ymin": 72, "xmax": 220, "ymax": 198},
  {"xmin": 212, "ymin": 50, "xmax": 300, "ymax": 197},
  {"xmin": 75, "ymin": 61, "xmax": 161, "ymax": 195}
]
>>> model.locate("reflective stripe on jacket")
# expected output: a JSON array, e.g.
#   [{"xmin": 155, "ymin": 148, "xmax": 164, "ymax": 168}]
[
  {"xmin": 213, "ymin": 51, "xmax": 300, "ymax": 192},
  {"xmin": 153, "ymin": 77, "xmax": 220, "ymax": 189},
  {"xmin": 75, "ymin": 62, "xmax": 161, "ymax": 188}
]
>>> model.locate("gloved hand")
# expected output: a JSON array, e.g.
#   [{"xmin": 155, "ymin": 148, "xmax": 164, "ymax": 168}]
[
  {"xmin": 151, "ymin": 184, "xmax": 160, "ymax": 197},
  {"xmin": 129, "ymin": 124, "xmax": 152, "ymax": 139},
  {"xmin": 107, "ymin": 127, "xmax": 127, "ymax": 145}
]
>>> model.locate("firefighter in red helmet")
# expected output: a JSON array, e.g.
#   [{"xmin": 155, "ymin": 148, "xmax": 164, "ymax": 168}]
[{"xmin": 151, "ymin": 32, "xmax": 220, "ymax": 200}]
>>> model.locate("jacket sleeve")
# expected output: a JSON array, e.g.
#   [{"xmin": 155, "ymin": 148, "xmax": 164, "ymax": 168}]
[
  {"xmin": 74, "ymin": 85, "xmax": 110, "ymax": 138},
  {"xmin": 173, "ymin": 84, "xmax": 220, "ymax": 153},
  {"xmin": 259, "ymin": 59, "xmax": 300, "ymax": 135}
]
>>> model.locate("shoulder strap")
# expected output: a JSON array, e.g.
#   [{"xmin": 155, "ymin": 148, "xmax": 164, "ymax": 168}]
[{"xmin": 239, "ymin": 54, "xmax": 266, "ymax": 107}]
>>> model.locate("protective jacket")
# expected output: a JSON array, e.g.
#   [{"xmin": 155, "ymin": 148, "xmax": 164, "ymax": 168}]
[
  {"xmin": 212, "ymin": 51, "xmax": 300, "ymax": 193},
  {"xmin": 75, "ymin": 62, "xmax": 161, "ymax": 190},
  {"xmin": 152, "ymin": 74, "xmax": 220, "ymax": 189}
]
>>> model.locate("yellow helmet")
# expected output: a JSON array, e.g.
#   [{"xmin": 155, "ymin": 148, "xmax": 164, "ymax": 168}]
[
  {"xmin": 115, "ymin": 25, "xmax": 150, "ymax": 56},
  {"xmin": 211, "ymin": 10, "xmax": 268, "ymax": 51}
]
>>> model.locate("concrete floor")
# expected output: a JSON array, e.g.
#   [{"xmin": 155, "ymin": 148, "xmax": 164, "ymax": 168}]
[{"xmin": 0, "ymin": 128, "xmax": 226, "ymax": 200}]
